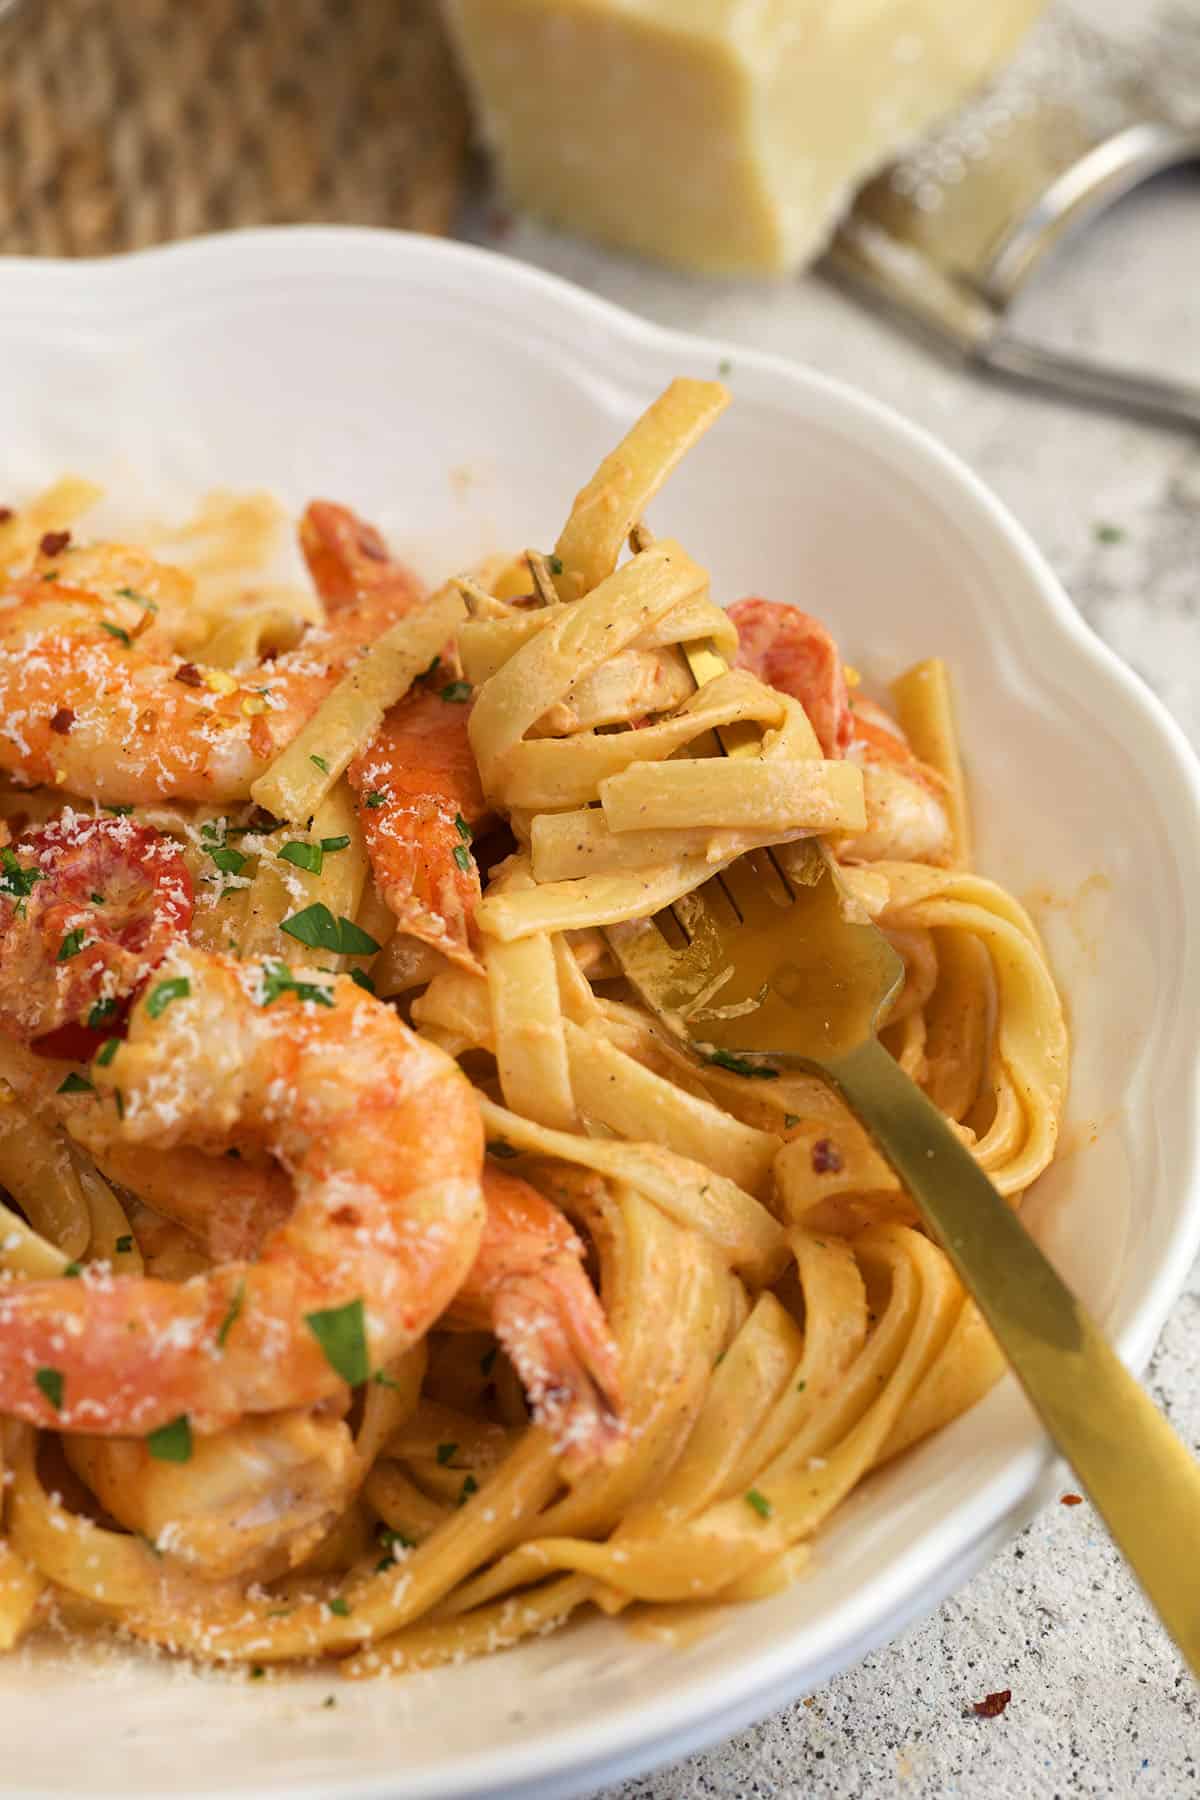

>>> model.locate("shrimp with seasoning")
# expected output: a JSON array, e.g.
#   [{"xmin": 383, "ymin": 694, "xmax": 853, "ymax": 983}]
[
  {"xmin": 730, "ymin": 596, "xmax": 950, "ymax": 863},
  {"xmin": 0, "ymin": 942, "xmax": 486, "ymax": 1436},
  {"xmin": 0, "ymin": 813, "xmax": 192, "ymax": 1044},
  {"xmin": 0, "ymin": 518, "xmax": 424, "ymax": 805},
  {"xmin": 0, "ymin": 812, "xmax": 621, "ymax": 1472},
  {"xmin": 446, "ymin": 1167, "xmax": 623, "ymax": 1473},
  {"xmin": 301, "ymin": 501, "xmax": 491, "ymax": 971},
  {"xmin": 346, "ymin": 691, "xmax": 489, "ymax": 972}
]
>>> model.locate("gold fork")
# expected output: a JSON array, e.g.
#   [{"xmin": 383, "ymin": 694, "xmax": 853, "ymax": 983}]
[{"xmin": 603, "ymin": 634, "xmax": 1200, "ymax": 1676}]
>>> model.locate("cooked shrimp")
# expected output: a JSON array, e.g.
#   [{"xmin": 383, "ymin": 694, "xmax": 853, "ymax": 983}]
[
  {"xmin": 0, "ymin": 813, "xmax": 192, "ymax": 1042},
  {"xmin": 85, "ymin": 1134, "xmax": 621, "ymax": 1471},
  {"xmin": 64, "ymin": 1411, "xmax": 357, "ymax": 1581},
  {"xmin": 842, "ymin": 695, "xmax": 951, "ymax": 864},
  {"xmin": 446, "ymin": 1167, "xmax": 623, "ymax": 1473},
  {"xmin": 730, "ymin": 598, "xmax": 950, "ymax": 862},
  {"xmin": 97, "ymin": 1141, "xmax": 294, "ymax": 1264},
  {"xmin": 347, "ymin": 691, "xmax": 488, "ymax": 972},
  {"xmin": 299, "ymin": 500, "xmax": 491, "ymax": 971},
  {"xmin": 730, "ymin": 597, "xmax": 853, "ymax": 758},
  {"xmin": 299, "ymin": 500, "xmax": 424, "ymax": 612},
  {"xmin": 0, "ymin": 525, "xmax": 422, "ymax": 804},
  {"xmin": 0, "ymin": 944, "xmax": 485, "ymax": 1435}
]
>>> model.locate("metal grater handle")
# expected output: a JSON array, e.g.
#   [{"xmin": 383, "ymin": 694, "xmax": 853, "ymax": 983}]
[{"xmin": 980, "ymin": 333, "xmax": 1200, "ymax": 433}]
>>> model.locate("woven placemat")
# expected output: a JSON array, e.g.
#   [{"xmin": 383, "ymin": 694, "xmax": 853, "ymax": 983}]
[{"xmin": 0, "ymin": 0, "xmax": 469, "ymax": 256}]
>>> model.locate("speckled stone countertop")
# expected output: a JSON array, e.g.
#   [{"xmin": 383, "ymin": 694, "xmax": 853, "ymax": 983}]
[{"xmin": 465, "ymin": 137, "xmax": 1200, "ymax": 1800}]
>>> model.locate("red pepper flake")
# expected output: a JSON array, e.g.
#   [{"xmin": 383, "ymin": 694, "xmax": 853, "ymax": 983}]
[
  {"xmin": 0, "ymin": 507, "xmax": 13, "ymax": 524},
  {"xmin": 39, "ymin": 529, "xmax": 71, "ymax": 557},
  {"xmin": 972, "ymin": 1689, "xmax": 1012, "ymax": 1719},
  {"xmin": 49, "ymin": 707, "xmax": 75, "ymax": 736},
  {"xmin": 174, "ymin": 663, "xmax": 205, "ymax": 689},
  {"xmin": 811, "ymin": 1138, "xmax": 843, "ymax": 1175},
  {"xmin": 1060, "ymin": 1492, "xmax": 1084, "ymax": 1506}
]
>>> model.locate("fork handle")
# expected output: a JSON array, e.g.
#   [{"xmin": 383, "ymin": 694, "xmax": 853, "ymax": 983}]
[{"xmin": 826, "ymin": 1035, "xmax": 1200, "ymax": 1676}]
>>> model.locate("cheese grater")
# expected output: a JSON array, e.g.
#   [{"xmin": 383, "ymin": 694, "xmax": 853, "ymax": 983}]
[{"xmin": 825, "ymin": 5, "xmax": 1200, "ymax": 432}]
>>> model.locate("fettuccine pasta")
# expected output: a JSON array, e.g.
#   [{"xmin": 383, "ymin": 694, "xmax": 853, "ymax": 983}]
[{"xmin": 0, "ymin": 382, "xmax": 1066, "ymax": 1674}]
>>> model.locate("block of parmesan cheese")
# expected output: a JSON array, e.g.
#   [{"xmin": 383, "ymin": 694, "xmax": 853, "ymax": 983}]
[{"xmin": 443, "ymin": 0, "xmax": 1045, "ymax": 274}]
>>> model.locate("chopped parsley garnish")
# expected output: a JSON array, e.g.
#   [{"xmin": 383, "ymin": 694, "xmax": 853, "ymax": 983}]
[
  {"xmin": 1095, "ymin": 522, "xmax": 1125, "ymax": 544},
  {"xmin": 452, "ymin": 844, "xmax": 472, "ymax": 873},
  {"xmin": 454, "ymin": 814, "xmax": 472, "ymax": 842},
  {"xmin": 378, "ymin": 1526, "xmax": 415, "ymax": 1551},
  {"xmin": 309, "ymin": 753, "xmax": 330, "ymax": 774},
  {"xmin": 458, "ymin": 1474, "xmax": 479, "ymax": 1507},
  {"xmin": 796, "ymin": 1380, "xmax": 807, "ymax": 1392},
  {"xmin": 216, "ymin": 1280, "xmax": 245, "ymax": 1350},
  {"xmin": 114, "ymin": 1235, "xmax": 134, "ymax": 1254},
  {"xmin": 485, "ymin": 1140, "xmax": 519, "ymax": 1159},
  {"xmin": 56, "ymin": 927, "xmax": 86, "ymax": 962},
  {"xmin": 63, "ymin": 1262, "xmax": 82, "ymax": 1278},
  {"xmin": 279, "ymin": 839, "xmax": 324, "ymax": 875},
  {"xmin": 548, "ymin": 555, "xmax": 564, "ymax": 576},
  {"xmin": 146, "ymin": 1415, "xmax": 193, "ymax": 1463},
  {"xmin": 94, "ymin": 1037, "xmax": 120, "ymax": 1067},
  {"xmin": 100, "ymin": 620, "xmax": 131, "ymax": 647},
  {"xmin": 87, "ymin": 996, "xmax": 118, "ymax": 1029},
  {"xmin": 349, "ymin": 968, "xmax": 376, "ymax": 995},
  {"xmin": 35, "ymin": 1367, "xmax": 64, "ymax": 1411},
  {"xmin": 364, "ymin": 791, "xmax": 387, "ymax": 809},
  {"xmin": 259, "ymin": 961, "xmax": 335, "ymax": 1009},
  {"xmin": 374, "ymin": 1525, "xmax": 416, "ymax": 1570},
  {"xmin": 744, "ymin": 1487, "xmax": 772, "ymax": 1520},
  {"xmin": 249, "ymin": 1666, "xmax": 265, "ymax": 1681},
  {"xmin": 783, "ymin": 1113, "xmax": 800, "ymax": 1128},
  {"xmin": 104, "ymin": 804, "xmax": 133, "ymax": 817},
  {"xmin": 704, "ymin": 1048, "xmax": 779, "ymax": 1079},
  {"xmin": 304, "ymin": 1297, "xmax": 369, "ymax": 1386},
  {"xmin": 280, "ymin": 904, "xmax": 379, "ymax": 957},
  {"xmin": 89, "ymin": 892, "xmax": 105, "ymax": 906},
  {"xmin": 328, "ymin": 1596, "xmax": 351, "ymax": 1618},
  {"xmin": 56, "ymin": 1072, "xmax": 93, "ymax": 1095},
  {"xmin": 718, "ymin": 357, "xmax": 733, "ymax": 377},
  {"xmin": 320, "ymin": 834, "xmax": 351, "ymax": 854},
  {"xmin": 208, "ymin": 845, "xmax": 247, "ymax": 877},
  {"xmin": 372, "ymin": 1369, "xmax": 401, "ymax": 1389},
  {"xmin": 114, "ymin": 1089, "xmax": 125, "ymax": 1121},
  {"xmin": 146, "ymin": 975, "xmax": 190, "ymax": 1018},
  {"xmin": 322, "ymin": 1696, "xmax": 337, "ymax": 1709},
  {"xmin": 439, "ymin": 680, "xmax": 471, "ymax": 704},
  {"xmin": 435, "ymin": 1442, "xmax": 458, "ymax": 1467},
  {"xmin": 0, "ymin": 847, "xmax": 42, "ymax": 900}
]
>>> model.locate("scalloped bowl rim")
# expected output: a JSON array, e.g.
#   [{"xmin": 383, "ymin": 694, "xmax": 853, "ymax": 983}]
[{"xmin": 0, "ymin": 228, "xmax": 1197, "ymax": 1800}]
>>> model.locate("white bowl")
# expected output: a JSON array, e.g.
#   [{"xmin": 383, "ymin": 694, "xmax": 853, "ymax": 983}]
[{"xmin": 1, "ymin": 228, "xmax": 1198, "ymax": 1800}]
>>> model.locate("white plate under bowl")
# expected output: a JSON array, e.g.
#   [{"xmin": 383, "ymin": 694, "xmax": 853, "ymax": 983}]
[{"xmin": 1, "ymin": 229, "xmax": 1198, "ymax": 1800}]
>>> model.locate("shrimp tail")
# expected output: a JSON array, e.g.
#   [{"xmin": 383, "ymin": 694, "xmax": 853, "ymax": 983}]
[
  {"xmin": 491, "ymin": 1262, "xmax": 624, "ymax": 1474},
  {"xmin": 299, "ymin": 501, "xmax": 423, "ymax": 614},
  {"xmin": 450, "ymin": 1169, "xmax": 624, "ymax": 1475}
]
